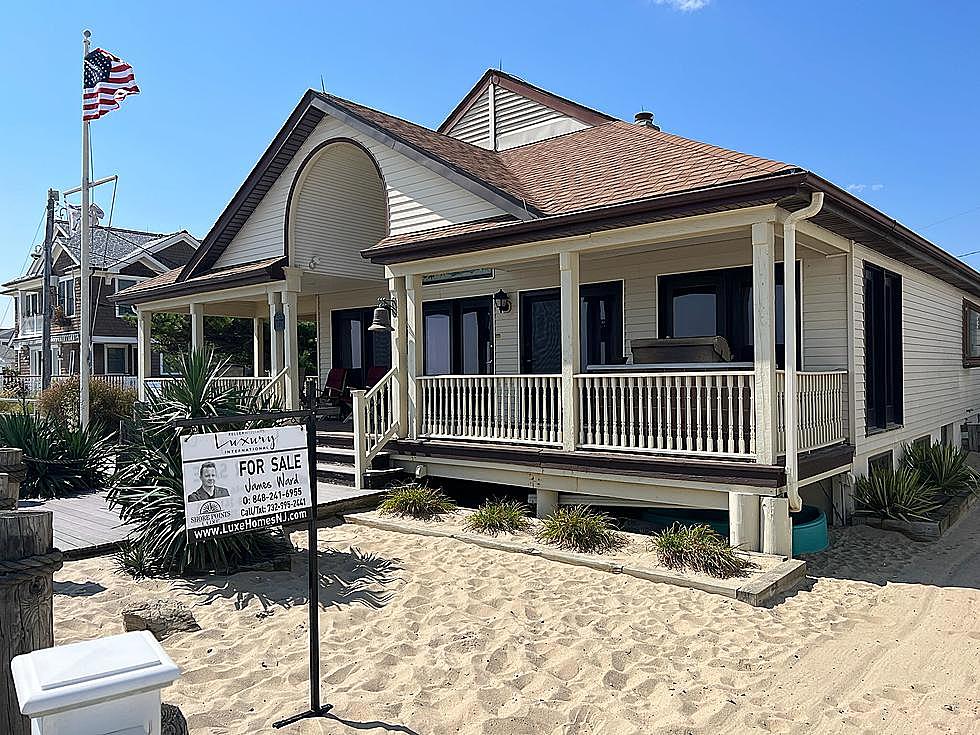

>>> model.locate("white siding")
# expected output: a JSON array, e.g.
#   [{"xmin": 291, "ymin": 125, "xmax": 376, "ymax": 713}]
[
  {"xmin": 290, "ymin": 142, "xmax": 386, "ymax": 281},
  {"xmin": 445, "ymin": 88, "xmax": 491, "ymax": 148},
  {"xmin": 493, "ymin": 86, "xmax": 588, "ymax": 150},
  {"xmin": 852, "ymin": 243, "xmax": 980, "ymax": 474},
  {"xmin": 801, "ymin": 255, "xmax": 848, "ymax": 371},
  {"xmin": 215, "ymin": 115, "xmax": 507, "ymax": 269}
]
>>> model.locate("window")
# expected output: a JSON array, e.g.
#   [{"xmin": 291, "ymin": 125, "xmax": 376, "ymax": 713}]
[
  {"xmin": 105, "ymin": 345, "xmax": 129, "ymax": 374},
  {"xmin": 29, "ymin": 348, "xmax": 41, "ymax": 376},
  {"xmin": 519, "ymin": 282, "xmax": 624, "ymax": 374},
  {"xmin": 657, "ymin": 264, "xmax": 800, "ymax": 367},
  {"xmin": 963, "ymin": 300, "xmax": 980, "ymax": 367},
  {"xmin": 331, "ymin": 308, "xmax": 392, "ymax": 387},
  {"xmin": 115, "ymin": 278, "xmax": 139, "ymax": 317},
  {"xmin": 20, "ymin": 292, "xmax": 39, "ymax": 317},
  {"xmin": 160, "ymin": 353, "xmax": 181, "ymax": 376},
  {"xmin": 864, "ymin": 264, "xmax": 903, "ymax": 432},
  {"xmin": 868, "ymin": 450, "xmax": 893, "ymax": 474},
  {"xmin": 57, "ymin": 277, "xmax": 76, "ymax": 317},
  {"xmin": 422, "ymin": 297, "xmax": 493, "ymax": 376},
  {"xmin": 942, "ymin": 423, "xmax": 954, "ymax": 446}
]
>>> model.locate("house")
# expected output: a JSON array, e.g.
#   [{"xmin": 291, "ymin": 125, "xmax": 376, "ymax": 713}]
[
  {"xmin": 2, "ymin": 212, "xmax": 199, "ymax": 394},
  {"xmin": 112, "ymin": 70, "xmax": 980, "ymax": 557}
]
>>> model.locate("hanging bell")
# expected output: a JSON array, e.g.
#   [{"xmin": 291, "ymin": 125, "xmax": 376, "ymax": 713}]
[{"xmin": 368, "ymin": 304, "xmax": 393, "ymax": 331}]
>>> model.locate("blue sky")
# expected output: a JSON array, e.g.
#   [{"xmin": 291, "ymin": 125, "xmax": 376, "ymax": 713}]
[{"xmin": 2, "ymin": 1, "xmax": 979, "ymax": 326}]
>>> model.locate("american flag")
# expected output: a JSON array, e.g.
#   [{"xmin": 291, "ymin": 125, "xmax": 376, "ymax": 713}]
[{"xmin": 83, "ymin": 48, "xmax": 140, "ymax": 121}]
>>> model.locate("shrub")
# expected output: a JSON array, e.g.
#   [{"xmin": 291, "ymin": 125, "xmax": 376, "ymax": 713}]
[
  {"xmin": 536, "ymin": 505, "xmax": 625, "ymax": 554},
  {"xmin": 36, "ymin": 378, "xmax": 137, "ymax": 436},
  {"xmin": 0, "ymin": 412, "xmax": 112, "ymax": 498},
  {"xmin": 652, "ymin": 523, "xmax": 749, "ymax": 578},
  {"xmin": 108, "ymin": 348, "xmax": 285, "ymax": 576},
  {"xmin": 904, "ymin": 441, "xmax": 979, "ymax": 498},
  {"xmin": 378, "ymin": 482, "xmax": 457, "ymax": 520},
  {"xmin": 854, "ymin": 467, "xmax": 940, "ymax": 523},
  {"xmin": 464, "ymin": 499, "xmax": 532, "ymax": 536}
]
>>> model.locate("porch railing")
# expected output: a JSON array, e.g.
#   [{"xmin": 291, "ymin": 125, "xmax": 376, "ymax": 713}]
[
  {"xmin": 775, "ymin": 370, "xmax": 848, "ymax": 454},
  {"xmin": 576, "ymin": 372, "xmax": 756, "ymax": 458},
  {"xmin": 418, "ymin": 374, "xmax": 563, "ymax": 445},
  {"xmin": 4, "ymin": 374, "xmax": 139, "ymax": 397},
  {"xmin": 352, "ymin": 366, "xmax": 399, "ymax": 488}
]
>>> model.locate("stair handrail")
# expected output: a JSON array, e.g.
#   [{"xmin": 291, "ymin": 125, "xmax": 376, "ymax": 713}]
[
  {"xmin": 351, "ymin": 366, "xmax": 399, "ymax": 490},
  {"xmin": 258, "ymin": 366, "xmax": 290, "ymax": 404}
]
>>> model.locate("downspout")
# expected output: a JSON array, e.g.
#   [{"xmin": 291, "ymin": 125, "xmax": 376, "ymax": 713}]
[{"xmin": 783, "ymin": 192, "xmax": 824, "ymax": 512}]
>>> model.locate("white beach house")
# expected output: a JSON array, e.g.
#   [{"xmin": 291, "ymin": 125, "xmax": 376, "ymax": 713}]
[{"xmin": 113, "ymin": 70, "xmax": 980, "ymax": 557}]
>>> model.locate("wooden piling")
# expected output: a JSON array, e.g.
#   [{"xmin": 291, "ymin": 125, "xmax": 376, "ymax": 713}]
[
  {"xmin": 0, "ymin": 510, "xmax": 62, "ymax": 734},
  {"xmin": 0, "ymin": 448, "xmax": 24, "ymax": 511}
]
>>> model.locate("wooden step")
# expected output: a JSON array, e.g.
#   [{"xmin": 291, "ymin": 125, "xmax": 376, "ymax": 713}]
[
  {"xmin": 315, "ymin": 462, "xmax": 404, "ymax": 489},
  {"xmin": 316, "ymin": 430, "xmax": 354, "ymax": 450}
]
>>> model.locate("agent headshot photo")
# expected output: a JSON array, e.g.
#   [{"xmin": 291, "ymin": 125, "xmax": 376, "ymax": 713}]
[{"xmin": 187, "ymin": 461, "xmax": 230, "ymax": 503}]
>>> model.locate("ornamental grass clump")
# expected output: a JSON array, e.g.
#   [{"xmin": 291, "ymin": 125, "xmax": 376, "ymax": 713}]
[
  {"xmin": 536, "ymin": 505, "xmax": 625, "ymax": 554},
  {"xmin": 378, "ymin": 482, "xmax": 457, "ymax": 520},
  {"xmin": 904, "ymin": 441, "xmax": 979, "ymax": 498},
  {"xmin": 652, "ymin": 523, "xmax": 749, "ymax": 578},
  {"xmin": 853, "ymin": 467, "xmax": 940, "ymax": 523},
  {"xmin": 464, "ymin": 499, "xmax": 533, "ymax": 536}
]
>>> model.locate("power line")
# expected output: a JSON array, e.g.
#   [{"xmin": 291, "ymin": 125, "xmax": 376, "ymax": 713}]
[{"xmin": 923, "ymin": 203, "xmax": 980, "ymax": 230}]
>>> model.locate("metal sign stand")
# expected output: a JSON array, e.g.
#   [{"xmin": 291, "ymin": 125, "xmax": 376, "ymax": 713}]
[{"xmin": 175, "ymin": 408, "xmax": 332, "ymax": 727}]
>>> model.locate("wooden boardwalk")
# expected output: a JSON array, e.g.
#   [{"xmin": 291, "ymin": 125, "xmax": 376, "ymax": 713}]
[
  {"xmin": 19, "ymin": 482, "xmax": 382, "ymax": 559},
  {"xmin": 18, "ymin": 491, "xmax": 132, "ymax": 559}
]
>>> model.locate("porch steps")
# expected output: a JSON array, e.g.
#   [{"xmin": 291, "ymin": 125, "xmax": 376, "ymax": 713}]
[{"xmin": 314, "ymin": 428, "xmax": 405, "ymax": 491}]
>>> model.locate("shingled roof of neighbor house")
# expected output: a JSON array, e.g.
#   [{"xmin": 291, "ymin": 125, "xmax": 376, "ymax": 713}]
[{"xmin": 152, "ymin": 70, "xmax": 980, "ymax": 302}]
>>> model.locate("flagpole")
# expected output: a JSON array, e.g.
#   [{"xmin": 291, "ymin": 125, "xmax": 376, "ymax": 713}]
[{"xmin": 79, "ymin": 28, "xmax": 92, "ymax": 429}]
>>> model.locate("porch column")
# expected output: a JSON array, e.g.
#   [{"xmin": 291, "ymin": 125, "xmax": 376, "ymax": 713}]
[
  {"xmin": 268, "ymin": 291, "xmax": 283, "ymax": 377},
  {"xmin": 282, "ymin": 290, "xmax": 300, "ymax": 409},
  {"xmin": 390, "ymin": 275, "xmax": 409, "ymax": 437},
  {"xmin": 190, "ymin": 302, "xmax": 205, "ymax": 353},
  {"xmin": 406, "ymin": 274, "xmax": 424, "ymax": 439},
  {"xmin": 252, "ymin": 316, "xmax": 265, "ymax": 377},
  {"xmin": 136, "ymin": 308, "xmax": 152, "ymax": 402},
  {"xmin": 559, "ymin": 251, "xmax": 580, "ymax": 452}
]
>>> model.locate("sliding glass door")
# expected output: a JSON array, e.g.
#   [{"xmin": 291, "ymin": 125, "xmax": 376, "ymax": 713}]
[
  {"xmin": 520, "ymin": 281, "xmax": 623, "ymax": 374},
  {"xmin": 331, "ymin": 307, "xmax": 391, "ymax": 387}
]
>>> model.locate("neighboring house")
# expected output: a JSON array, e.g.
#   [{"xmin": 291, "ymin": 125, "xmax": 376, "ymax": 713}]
[
  {"xmin": 2, "ymin": 213, "xmax": 199, "ymax": 392},
  {"xmin": 0, "ymin": 327, "xmax": 15, "ymax": 373},
  {"xmin": 112, "ymin": 69, "xmax": 980, "ymax": 557}
]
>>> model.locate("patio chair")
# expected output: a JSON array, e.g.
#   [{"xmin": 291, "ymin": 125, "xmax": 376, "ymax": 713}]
[
  {"xmin": 364, "ymin": 365, "xmax": 388, "ymax": 389},
  {"xmin": 317, "ymin": 367, "xmax": 350, "ymax": 421}
]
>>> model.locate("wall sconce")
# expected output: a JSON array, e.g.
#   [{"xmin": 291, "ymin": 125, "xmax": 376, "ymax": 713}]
[
  {"xmin": 493, "ymin": 289, "xmax": 512, "ymax": 314},
  {"xmin": 368, "ymin": 296, "xmax": 397, "ymax": 332}
]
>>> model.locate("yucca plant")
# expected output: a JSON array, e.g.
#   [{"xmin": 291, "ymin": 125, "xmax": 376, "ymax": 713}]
[
  {"xmin": 854, "ymin": 467, "xmax": 940, "ymax": 523},
  {"xmin": 536, "ymin": 505, "xmax": 625, "ymax": 554},
  {"xmin": 108, "ymin": 348, "xmax": 284, "ymax": 576},
  {"xmin": 464, "ymin": 499, "xmax": 533, "ymax": 535},
  {"xmin": 0, "ymin": 412, "xmax": 112, "ymax": 498},
  {"xmin": 904, "ymin": 441, "xmax": 979, "ymax": 498},
  {"xmin": 378, "ymin": 482, "xmax": 457, "ymax": 520},
  {"xmin": 652, "ymin": 523, "xmax": 748, "ymax": 578}
]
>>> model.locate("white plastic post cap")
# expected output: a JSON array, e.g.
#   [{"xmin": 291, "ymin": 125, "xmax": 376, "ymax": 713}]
[{"xmin": 11, "ymin": 631, "xmax": 181, "ymax": 717}]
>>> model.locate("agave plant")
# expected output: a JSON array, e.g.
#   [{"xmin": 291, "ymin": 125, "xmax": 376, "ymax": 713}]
[
  {"xmin": 0, "ymin": 412, "xmax": 112, "ymax": 498},
  {"xmin": 854, "ymin": 467, "xmax": 940, "ymax": 523},
  {"xmin": 904, "ymin": 441, "xmax": 979, "ymax": 498},
  {"xmin": 108, "ymin": 348, "xmax": 285, "ymax": 576}
]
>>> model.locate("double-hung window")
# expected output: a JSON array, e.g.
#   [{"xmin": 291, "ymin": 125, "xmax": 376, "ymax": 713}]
[
  {"xmin": 115, "ymin": 278, "xmax": 139, "ymax": 317},
  {"xmin": 57, "ymin": 277, "xmax": 76, "ymax": 317}
]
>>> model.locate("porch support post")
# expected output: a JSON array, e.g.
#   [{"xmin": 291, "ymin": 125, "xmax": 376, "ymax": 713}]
[
  {"xmin": 559, "ymin": 251, "xmax": 580, "ymax": 451},
  {"xmin": 136, "ymin": 308, "xmax": 151, "ymax": 402},
  {"xmin": 190, "ymin": 302, "xmax": 204, "ymax": 353},
  {"xmin": 390, "ymin": 275, "xmax": 409, "ymax": 437},
  {"xmin": 729, "ymin": 492, "xmax": 760, "ymax": 552},
  {"xmin": 761, "ymin": 496, "xmax": 793, "ymax": 556},
  {"xmin": 282, "ymin": 290, "xmax": 300, "ymax": 409},
  {"xmin": 406, "ymin": 274, "xmax": 424, "ymax": 439},
  {"xmin": 268, "ymin": 291, "xmax": 283, "ymax": 377},
  {"xmin": 252, "ymin": 316, "xmax": 265, "ymax": 377},
  {"xmin": 535, "ymin": 489, "xmax": 558, "ymax": 519}
]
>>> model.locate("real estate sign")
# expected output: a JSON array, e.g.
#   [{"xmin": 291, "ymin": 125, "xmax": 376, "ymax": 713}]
[{"xmin": 179, "ymin": 425, "xmax": 312, "ymax": 542}]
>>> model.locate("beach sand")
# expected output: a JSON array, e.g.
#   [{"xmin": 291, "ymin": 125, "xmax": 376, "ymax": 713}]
[{"xmin": 53, "ymin": 507, "xmax": 980, "ymax": 734}]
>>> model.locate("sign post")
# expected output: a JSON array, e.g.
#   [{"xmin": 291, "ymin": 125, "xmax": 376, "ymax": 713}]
[{"xmin": 176, "ymin": 409, "xmax": 331, "ymax": 727}]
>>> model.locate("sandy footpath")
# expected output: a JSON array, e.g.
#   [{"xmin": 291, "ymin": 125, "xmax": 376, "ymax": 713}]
[{"xmin": 52, "ymin": 508, "xmax": 980, "ymax": 734}]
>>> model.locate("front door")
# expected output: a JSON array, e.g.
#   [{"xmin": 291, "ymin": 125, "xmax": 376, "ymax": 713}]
[{"xmin": 423, "ymin": 297, "xmax": 493, "ymax": 375}]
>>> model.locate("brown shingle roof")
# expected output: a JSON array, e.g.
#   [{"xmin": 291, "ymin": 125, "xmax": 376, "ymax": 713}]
[{"xmin": 112, "ymin": 257, "xmax": 284, "ymax": 303}]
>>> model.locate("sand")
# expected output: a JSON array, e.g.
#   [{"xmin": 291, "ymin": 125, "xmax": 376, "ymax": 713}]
[{"xmin": 52, "ymin": 508, "xmax": 980, "ymax": 734}]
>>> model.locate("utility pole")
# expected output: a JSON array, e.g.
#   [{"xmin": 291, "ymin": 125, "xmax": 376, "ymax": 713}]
[
  {"xmin": 40, "ymin": 189, "xmax": 58, "ymax": 390},
  {"xmin": 79, "ymin": 29, "xmax": 92, "ymax": 428}
]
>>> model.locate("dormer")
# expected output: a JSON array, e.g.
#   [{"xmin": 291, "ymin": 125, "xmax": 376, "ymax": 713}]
[{"xmin": 439, "ymin": 70, "xmax": 614, "ymax": 151}]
